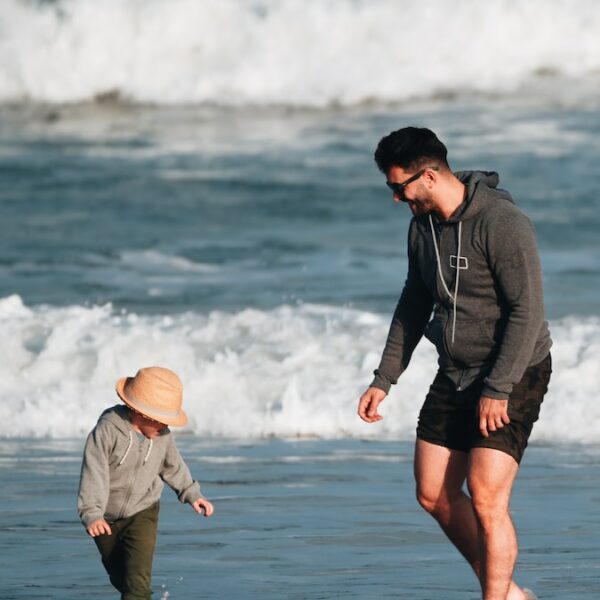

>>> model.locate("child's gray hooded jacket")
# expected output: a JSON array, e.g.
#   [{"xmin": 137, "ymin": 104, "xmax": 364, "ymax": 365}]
[
  {"xmin": 78, "ymin": 405, "xmax": 202, "ymax": 527},
  {"xmin": 371, "ymin": 170, "xmax": 552, "ymax": 400}
]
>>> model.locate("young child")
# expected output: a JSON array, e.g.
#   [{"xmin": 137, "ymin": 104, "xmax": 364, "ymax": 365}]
[{"xmin": 78, "ymin": 366, "xmax": 214, "ymax": 600}]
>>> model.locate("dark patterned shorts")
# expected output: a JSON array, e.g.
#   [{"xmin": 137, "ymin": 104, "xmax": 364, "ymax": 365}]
[{"xmin": 416, "ymin": 354, "xmax": 552, "ymax": 464}]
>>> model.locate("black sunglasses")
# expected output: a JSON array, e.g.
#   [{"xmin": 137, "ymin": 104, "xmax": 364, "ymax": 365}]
[{"xmin": 386, "ymin": 167, "xmax": 437, "ymax": 200}]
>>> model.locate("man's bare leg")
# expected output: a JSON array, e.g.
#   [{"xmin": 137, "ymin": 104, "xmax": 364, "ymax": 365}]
[
  {"xmin": 414, "ymin": 439, "xmax": 480, "ymax": 568},
  {"xmin": 467, "ymin": 447, "xmax": 521, "ymax": 600},
  {"xmin": 414, "ymin": 440, "xmax": 527, "ymax": 600}
]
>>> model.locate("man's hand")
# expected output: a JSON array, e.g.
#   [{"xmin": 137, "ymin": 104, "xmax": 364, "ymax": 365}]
[
  {"xmin": 358, "ymin": 387, "xmax": 387, "ymax": 423},
  {"xmin": 86, "ymin": 519, "xmax": 112, "ymax": 537},
  {"xmin": 478, "ymin": 396, "xmax": 510, "ymax": 438},
  {"xmin": 192, "ymin": 498, "xmax": 214, "ymax": 517}
]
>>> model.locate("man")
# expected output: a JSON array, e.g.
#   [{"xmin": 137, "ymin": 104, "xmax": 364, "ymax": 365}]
[{"xmin": 358, "ymin": 127, "xmax": 551, "ymax": 600}]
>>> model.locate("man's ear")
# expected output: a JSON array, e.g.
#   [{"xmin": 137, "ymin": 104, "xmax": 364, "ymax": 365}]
[{"xmin": 422, "ymin": 167, "xmax": 438, "ymax": 187}]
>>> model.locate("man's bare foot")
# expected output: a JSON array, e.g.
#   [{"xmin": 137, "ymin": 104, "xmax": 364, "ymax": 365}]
[{"xmin": 506, "ymin": 583, "xmax": 537, "ymax": 600}]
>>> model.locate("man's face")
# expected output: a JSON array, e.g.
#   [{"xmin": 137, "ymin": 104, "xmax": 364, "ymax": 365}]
[{"xmin": 387, "ymin": 166, "xmax": 436, "ymax": 216}]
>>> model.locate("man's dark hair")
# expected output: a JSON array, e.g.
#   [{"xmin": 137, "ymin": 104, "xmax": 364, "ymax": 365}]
[{"xmin": 374, "ymin": 127, "xmax": 449, "ymax": 175}]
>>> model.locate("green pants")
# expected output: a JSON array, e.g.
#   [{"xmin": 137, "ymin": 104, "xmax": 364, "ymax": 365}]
[{"xmin": 94, "ymin": 502, "xmax": 160, "ymax": 600}]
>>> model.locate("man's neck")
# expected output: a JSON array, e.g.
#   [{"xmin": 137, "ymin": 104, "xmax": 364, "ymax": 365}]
[{"xmin": 434, "ymin": 176, "xmax": 467, "ymax": 221}]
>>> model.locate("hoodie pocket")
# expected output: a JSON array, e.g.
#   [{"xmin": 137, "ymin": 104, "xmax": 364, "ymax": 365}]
[
  {"xmin": 478, "ymin": 320, "xmax": 497, "ymax": 344},
  {"xmin": 424, "ymin": 317, "xmax": 443, "ymax": 349},
  {"xmin": 449, "ymin": 319, "xmax": 499, "ymax": 366}
]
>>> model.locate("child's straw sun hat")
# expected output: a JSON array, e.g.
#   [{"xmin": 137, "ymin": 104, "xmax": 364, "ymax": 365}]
[{"xmin": 116, "ymin": 366, "xmax": 188, "ymax": 427}]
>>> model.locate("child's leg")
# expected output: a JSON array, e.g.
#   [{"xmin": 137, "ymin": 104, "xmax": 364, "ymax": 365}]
[
  {"xmin": 120, "ymin": 502, "xmax": 160, "ymax": 600},
  {"xmin": 94, "ymin": 523, "xmax": 126, "ymax": 593}
]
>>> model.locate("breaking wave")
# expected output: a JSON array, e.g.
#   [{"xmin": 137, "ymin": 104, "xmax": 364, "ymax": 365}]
[
  {"xmin": 2, "ymin": 0, "xmax": 600, "ymax": 107},
  {"xmin": 0, "ymin": 295, "xmax": 597, "ymax": 443}
]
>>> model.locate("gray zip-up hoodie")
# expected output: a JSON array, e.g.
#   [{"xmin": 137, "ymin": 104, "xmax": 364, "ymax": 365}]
[
  {"xmin": 371, "ymin": 170, "xmax": 552, "ymax": 400},
  {"xmin": 78, "ymin": 405, "xmax": 202, "ymax": 528}
]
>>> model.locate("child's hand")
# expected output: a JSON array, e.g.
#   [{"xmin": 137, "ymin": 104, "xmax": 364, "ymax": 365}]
[
  {"xmin": 192, "ymin": 498, "xmax": 214, "ymax": 517},
  {"xmin": 86, "ymin": 519, "xmax": 112, "ymax": 537}
]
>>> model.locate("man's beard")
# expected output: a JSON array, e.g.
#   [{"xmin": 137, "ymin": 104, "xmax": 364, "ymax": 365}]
[{"xmin": 407, "ymin": 192, "xmax": 436, "ymax": 216}]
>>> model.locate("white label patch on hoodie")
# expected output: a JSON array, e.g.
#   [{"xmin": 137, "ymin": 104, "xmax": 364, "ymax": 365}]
[{"xmin": 450, "ymin": 255, "xmax": 469, "ymax": 270}]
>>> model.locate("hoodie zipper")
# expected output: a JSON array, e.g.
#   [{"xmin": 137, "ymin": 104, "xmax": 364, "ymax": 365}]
[
  {"xmin": 117, "ymin": 437, "xmax": 147, "ymax": 519},
  {"xmin": 429, "ymin": 215, "xmax": 463, "ymax": 353},
  {"xmin": 430, "ymin": 217, "xmax": 444, "ymax": 297},
  {"xmin": 456, "ymin": 370, "xmax": 466, "ymax": 392},
  {"xmin": 429, "ymin": 219, "xmax": 454, "ymax": 362}
]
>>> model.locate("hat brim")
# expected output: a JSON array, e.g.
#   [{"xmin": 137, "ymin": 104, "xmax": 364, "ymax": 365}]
[{"xmin": 116, "ymin": 377, "xmax": 188, "ymax": 427}]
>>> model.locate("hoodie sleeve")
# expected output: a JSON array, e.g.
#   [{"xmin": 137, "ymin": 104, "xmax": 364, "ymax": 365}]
[
  {"xmin": 160, "ymin": 436, "xmax": 203, "ymax": 505},
  {"xmin": 77, "ymin": 420, "xmax": 114, "ymax": 528},
  {"xmin": 371, "ymin": 220, "xmax": 434, "ymax": 392},
  {"xmin": 481, "ymin": 207, "xmax": 546, "ymax": 399}
]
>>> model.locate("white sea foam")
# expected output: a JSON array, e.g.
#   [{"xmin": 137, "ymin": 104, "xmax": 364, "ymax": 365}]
[
  {"xmin": 0, "ymin": 295, "xmax": 597, "ymax": 443},
  {"xmin": 1, "ymin": 0, "xmax": 600, "ymax": 107}
]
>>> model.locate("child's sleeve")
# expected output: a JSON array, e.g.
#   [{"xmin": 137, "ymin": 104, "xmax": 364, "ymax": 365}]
[
  {"xmin": 160, "ymin": 437, "xmax": 202, "ymax": 505},
  {"xmin": 77, "ymin": 421, "xmax": 112, "ymax": 527}
]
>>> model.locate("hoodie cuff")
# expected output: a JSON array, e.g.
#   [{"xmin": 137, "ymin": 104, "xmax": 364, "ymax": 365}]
[
  {"xmin": 480, "ymin": 384, "xmax": 510, "ymax": 401},
  {"xmin": 81, "ymin": 512, "xmax": 105, "ymax": 528},
  {"xmin": 179, "ymin": 480, "xmax": 203, "ymax": 505},
  {"xmin": 370, "ymin": 374, "xmax": 392, "ymax": 394}
]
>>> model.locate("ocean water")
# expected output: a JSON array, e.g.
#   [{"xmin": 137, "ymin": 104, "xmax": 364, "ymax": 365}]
[
  {"xmin": 1, "ymin": 439, "xmax": 599, "ymax": 600},
  {"xmin": 1, "ymin": 100, "xmax": 599, "ymax": 442},
  {"xmin": 1, "ymin": 1, "xmax": 600, "ymax": 598}
]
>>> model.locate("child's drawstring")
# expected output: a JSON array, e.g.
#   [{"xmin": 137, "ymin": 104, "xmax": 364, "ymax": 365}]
[
  {"xmin": 144, "ymin": 439, "xmax": 153, "ymax": 464},
  {"xmin": 119, "ymin": 431, "xmax": 152, "ymax": 465},
  {"xmin": 119, "ymin": 431, "xmax": 133, "ymax": 465}
]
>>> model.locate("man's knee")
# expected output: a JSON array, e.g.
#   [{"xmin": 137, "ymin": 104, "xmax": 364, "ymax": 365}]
[
  {"xmin": 415, "ymin": 484, "xmax": 457, "ymax": 519},
  {"xmin": 467, "ymin": 449, "xmax": 517, "ymax": 529},
  {"xmin": 468, "ymin": 486, "xmax": 509, "ymax": 530},
  {"xmin": 416, "ymin": 485, "xmax": 436, "ymax": 514}
]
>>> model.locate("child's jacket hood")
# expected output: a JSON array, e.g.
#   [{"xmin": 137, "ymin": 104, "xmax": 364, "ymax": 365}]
[{"xmin": 99, "ymin": 404, "xmax": 169, "ymax": 466}]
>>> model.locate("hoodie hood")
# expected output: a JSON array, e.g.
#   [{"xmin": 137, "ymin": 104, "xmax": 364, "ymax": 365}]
[
  {"xmin": 99, "ymin": 404, "xmax": 170, "ymax": 437},
  {"xmin": 455, "ymin": 169, "xmax": 501, "ymax": 190},
  {"xmin": 98, "ymin": 404, "xmax": 132, "ymax": 435},
  {"xmin": 445, "ymin": 170, "xmax": 514, "ymax": 224},
  {"xmin": 98, "ymin": 404, "xmax": 170, "ymax": 465}
]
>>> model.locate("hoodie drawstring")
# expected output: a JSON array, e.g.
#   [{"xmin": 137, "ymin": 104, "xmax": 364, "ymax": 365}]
[
  {"xmin": 119, "ymin": 431, "xmax": 153, "ymax": 465},
  {"xmin": 429, "ymin": 214, "xmax": 462, "ymax": 345},
  {"xmin": 119, "ymin": 431, "xmax": 133, "ymax": 465},
  {"xmin": 144, "ymin": 438, "xmax": 153, "ymax": 464}
]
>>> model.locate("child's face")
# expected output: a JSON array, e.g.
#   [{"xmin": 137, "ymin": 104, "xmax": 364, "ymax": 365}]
[{"xmin": 129, "ymin": 410, "xmax": 168, "ymax": 438}]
